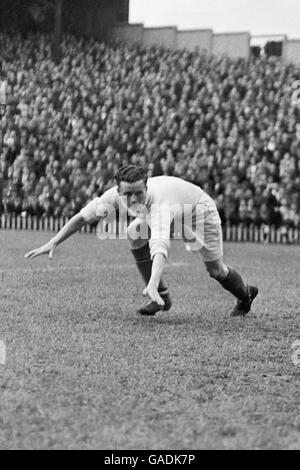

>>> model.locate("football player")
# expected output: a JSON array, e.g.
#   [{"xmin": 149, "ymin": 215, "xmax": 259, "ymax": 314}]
[{"xmin": 25, "ymin": 164, "xmax": 258, "ymax": 316}]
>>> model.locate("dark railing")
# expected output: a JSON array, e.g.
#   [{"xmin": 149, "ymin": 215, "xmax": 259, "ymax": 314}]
[
  {"xmin": 222, "ymin": 223, "xmax": 300, "ymax": 244},
  {"xmin": 0, "ymin": 214, "xmax": 95, "ymax": 233},
  {"xmin": 0, "ymin": 213, "xmax": 299, "ymax": 244}
]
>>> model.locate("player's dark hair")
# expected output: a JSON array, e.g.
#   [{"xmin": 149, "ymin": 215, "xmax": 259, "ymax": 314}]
[{"xmin": 114, "ymin": 164, "xmax": 147, "ymax": 187}]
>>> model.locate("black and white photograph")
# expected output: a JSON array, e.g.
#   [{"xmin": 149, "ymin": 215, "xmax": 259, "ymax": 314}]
[{"xmin": 0, "ymin": 0, "xmax": 299, "ymax": 452}]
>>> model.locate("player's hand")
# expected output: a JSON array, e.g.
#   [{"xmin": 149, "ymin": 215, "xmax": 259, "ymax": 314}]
[
  {"xmin": 143, "ymin": 282, "xmax": 165, "ymax": 306},
  {"xmin": 24, "ymin": 241, "xmax": 57, "ymax": 260}
]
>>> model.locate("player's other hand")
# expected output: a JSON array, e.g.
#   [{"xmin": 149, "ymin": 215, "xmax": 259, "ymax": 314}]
[
  {"xmin": 25, "ymin": 241, "xmax": 57, "ymax": 260},
  {"xmin": 143, "ymin": 282, "xmax": 165, "ymax": 306}
]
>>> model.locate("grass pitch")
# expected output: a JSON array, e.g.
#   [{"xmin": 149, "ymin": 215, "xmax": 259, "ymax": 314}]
[{"xmin": 0, "ymin": 230, "xmax": 299, "ymax": 450}]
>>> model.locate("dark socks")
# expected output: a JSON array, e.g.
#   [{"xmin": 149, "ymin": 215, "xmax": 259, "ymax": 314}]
[
  {"xmin": 131, "ymin": 243, "xmax": 168, "ymax": 293},
  {"xmin": 218, "ymin": 267, "xmax": 248, "ymax": 300}
]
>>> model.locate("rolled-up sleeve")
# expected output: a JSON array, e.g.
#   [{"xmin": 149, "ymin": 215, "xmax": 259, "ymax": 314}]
[
  {"xmin": 80, "ymin": 187, "xmax": 118, "ymax": 223},
  {"xmin": 80, "ymin": 198, "xmax": 99, "ymax": 223}
]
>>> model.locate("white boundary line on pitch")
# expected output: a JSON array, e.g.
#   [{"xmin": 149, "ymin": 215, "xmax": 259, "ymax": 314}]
[{"xmin": 0, "ymin": 262, "xmax": 190, "ymax": 274}]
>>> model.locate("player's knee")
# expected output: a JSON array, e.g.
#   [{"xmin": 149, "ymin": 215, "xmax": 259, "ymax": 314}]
[
  {"xmin": 127, "ymin": 232, "xmax": 139, "ymax": 249},
  {"xmin": 127, "ymin": 225, "xmax": 137, "ymax": 244},
  {"xmin": 127, "ymin": 227, "xmax": 145, "ymax": 250},
  {"xmin": 127, "ymin": 221, "xmax": 150, "ymax": 249}
]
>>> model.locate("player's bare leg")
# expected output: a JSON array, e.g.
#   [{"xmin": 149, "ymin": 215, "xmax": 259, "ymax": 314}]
[
  {"xmin": 204, "ymin": 258, "xmax": 258, "ymax": 316},
  {"xmin": 127, "ymin": 220, "xmax": 172, "ymax": 316}
]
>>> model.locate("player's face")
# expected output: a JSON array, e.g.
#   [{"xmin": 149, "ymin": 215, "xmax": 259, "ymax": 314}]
[{"xmin": 119, "ymin": 180, "xmax": 147, "ymax": 210}]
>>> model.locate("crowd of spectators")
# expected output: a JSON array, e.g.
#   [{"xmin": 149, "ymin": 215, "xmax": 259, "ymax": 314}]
[{"xmin": 0, "ymin": 32, "xmax": 300, "ymax": 228}]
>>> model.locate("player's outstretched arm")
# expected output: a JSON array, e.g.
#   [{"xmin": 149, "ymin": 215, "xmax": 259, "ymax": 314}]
[
  {"xmin": 24, "ymin": 213, "xmax": 86, "ymax": 260},
  {"xmin": 143, "ymin": 253, "xmax": 167, "ymax": 306}
]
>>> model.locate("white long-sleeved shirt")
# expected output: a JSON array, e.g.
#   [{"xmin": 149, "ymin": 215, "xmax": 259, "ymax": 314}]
[{"xmin": 80, "ymin": 176, "xmax": 219, "ymax": 259}]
